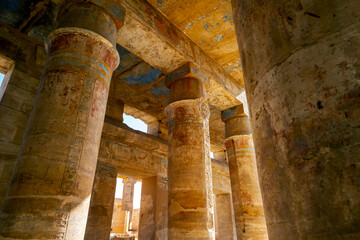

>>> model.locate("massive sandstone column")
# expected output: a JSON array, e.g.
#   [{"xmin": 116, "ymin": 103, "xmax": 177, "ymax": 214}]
[
  {"xmin": 84, "ymin": 163, "xmax": 117, "ymax": 240},
  {"xmin": 165, "ymin": 63, "xmax": 215, "ymax": 240},
  {"xmin": 232, "ymin": 0, "xmax": 360, "ymax": 239},
  {"xmin": 0, "ymin": 1, "xmax": 123, "ymax": 239},
  {"xmin": 222, "ymin": 105, "xmax": 268, "ymax": 240}
]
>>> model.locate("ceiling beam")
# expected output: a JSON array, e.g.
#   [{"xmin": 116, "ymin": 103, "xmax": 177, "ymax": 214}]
[{"xmin": 116, "ymin": 0, "xmax": 243, "ymax": 110}]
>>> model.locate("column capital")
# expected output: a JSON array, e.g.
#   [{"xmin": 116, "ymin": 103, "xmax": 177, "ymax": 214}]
[
  {"xmin": 57, "ymin": 0, "xmax": 125, "ymax": 46},
  {"xmin": 165, "ymin": 62, "xmax": 209, "ymax": 87},
  {"xmin": 222, "ymin": 104, "xmax": 251, "ymax": 138},
  {"xmin": 165, "ymin": 62, "xmax": 208, "ymax": 103},
  {"xmin": 123, "ymin": 177, "xmax": 137, "ymax": 184}
]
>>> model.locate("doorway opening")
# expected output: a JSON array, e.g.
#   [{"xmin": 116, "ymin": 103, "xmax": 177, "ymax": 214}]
[{"xmin": 111, "ymin": 176, "xmax": 142, "ymax": 240}]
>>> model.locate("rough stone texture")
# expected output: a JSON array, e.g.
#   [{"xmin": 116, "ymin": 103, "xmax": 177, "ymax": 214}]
[
  {"xmin": 0, "ymin": 3, "xmax": 120, "ymax": 239},
  {"xmin": 214, "ymin": 194, "xmax": 236, "ymax": 240},
  {"xmin": 105, "ymin": 94, "xmax": 124, "ymax": 125},
  {"xmin": 99, "ymin": 123, "xmax": 168, "ymax": 179},
  {"xmin": 100, "ymin": 121, "xmax": 232, "ymax": 195},
  {"xmin": 232, "ymin": 0, "xmax": 360, "ymax": 239},
  {"xmin": 147, "ymin": 0, "xmax": 244, "ymax": 85},
  {"xmin": 224, "ymin": 136, "xmax": 268, "ymax": 240},
  {"xmin": 165, "ymin": 95, "xmax": 215, "ymax": 240},
  {"xmin": 222, "ymin": 105, "xmax": 268, "ymax": 240},
  {"xmin": 117, "ymin": 0, "xmax": 243, "ymax": 109},
  {"xmin": 84, "ymin": 163, "xmax": 117, "ymax": 240},
  {"xmin": 139, "ymin": 176, "xmax": 168, "ymax": 240},
  {"xmin": 0, "ymin": 22, "xmax": 44, "ymax": 210},
  {"xmin": 131, "ymin": 208, "xmax": 140, "ymax": 232},
  {"xmin": 111, "ymin": 198, "xmax": 128, "ymax": 235},
  {"xmin": 211, "ymin": 160, "xmax": 232, "ymax": 195},
  {"xmin": 122, "ymin": 177, "xmax": 137, "ymax": 211},
  {"xmin": 0, "ymin": 0, "xmax": 243, "ymax": 186}
]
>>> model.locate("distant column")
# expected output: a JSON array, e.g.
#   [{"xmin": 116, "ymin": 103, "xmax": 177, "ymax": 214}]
[
  {"xmin": 122, "ymin": 177, "xmax": 137, "ymax": 230},
  {"xmin": 84, "ymin": 163, "xmax": 117, "ymax": 240},
  {"xmin": 0, "ymin": 1, "xmax": 123, "ymax": 239},
  {"xmin": 222, "ymin": 105, "xmax": 268, "ymax": 240},
  {"xmin": 138, "ymin": 176, "xmax": 168, "ymax": 240},
  {"xmin": 165, "ymin": 63, "xmax": 215, "ymax": 240}
]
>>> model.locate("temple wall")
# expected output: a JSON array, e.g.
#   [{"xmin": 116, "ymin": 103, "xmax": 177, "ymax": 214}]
[{"xmin": 0, "ymin": 22, "xmax": 45, "ymax": 208}]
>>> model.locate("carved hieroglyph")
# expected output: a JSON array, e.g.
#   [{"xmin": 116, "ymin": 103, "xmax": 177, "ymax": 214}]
[{"xmin": 166, "ymin": 97, "xmax": 215, "ymax": 240}]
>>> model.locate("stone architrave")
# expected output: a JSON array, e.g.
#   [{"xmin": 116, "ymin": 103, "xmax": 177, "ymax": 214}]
[
  {"xmin": 0, "ymin": 1, "xmax": 123, "ymax": 239},
  {"xmin": 232, "ymin": 0, "xmax": 360, "ymax": 238},
  {"xmin": 165, "ymin": 63, "xmax": 215, "ymax": 240},
  {"xmin": 222, "ymin": 105, "xmax": 268, "ymax": 240}
]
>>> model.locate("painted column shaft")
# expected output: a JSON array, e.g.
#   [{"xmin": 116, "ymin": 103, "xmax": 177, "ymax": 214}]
[
  {"xmin": 222, "ymin": 106, "xmax": 268, "ymax": 240},
  {"xmin": 0, "ymin": 2, "xmax": 120, "ymax": 239},
  {"xmin": 165, "ymin": 70, "xmax": 215, "ymax": 240},
  {"xmin": 224, "ymin": 136, "xmax": 268, "ymax": 240},
  {"xmin": 232, "ymin": 0, "xmax": 360, "ymax": 239},
  {"xmin": 84, "ymin": 163, "xmax": 117, "ymax": 240}
]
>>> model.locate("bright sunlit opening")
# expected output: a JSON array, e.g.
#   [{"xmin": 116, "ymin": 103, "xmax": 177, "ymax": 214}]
[
  {"xmin": 0, "ymin": 73, "xmax": 4, "ymax": 86},
  {"xmin": 115, "ymin": 178, "xmax": 124, "ymax": 198},
  {"xmin": 114, "ymin": 178, "xmax": 142, "ymax": 209},
  {"xmin": 133, "ymin": 182, "xmax": 142, "ymax": 209},
  {"xmin": 123, "ymin": 113, "xmax": 147, "ymax": 133},
  {"xmin": 210, "ymin": 152, "xmax": 214, "ymax": 158}
]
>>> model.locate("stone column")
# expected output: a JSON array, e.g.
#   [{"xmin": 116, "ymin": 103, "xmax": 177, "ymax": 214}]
[
  {"xmin": 122, "ymin": 177, "xmax": 137, "ymax": 211},
  {"xmin": 232, "ymin": 0, "xmax": 360, "ymax": 239},
  {"xmin": 222, "ymin": 105, "xmax": 268, "ymax": 240},
  {"xmin": 214, "ymin": 194, "xmax": 237, "ymax": 240},
  {"xmin": 122, "ymin": 177, "xmax": 137, "ymax": 230},
  {"xmin": 165, "ymin": 63, "xmax": 215, "ymax": 240},
  {"xmin": 0, "ymin": 2, "xmax": 123, "ymax": 239},
  {"xmin": 84, "ymin": 163, "xmax": 117, "ymax": 240},
  {"xmin": 138, "ymin": 176, "xmax": 168, "ymax": 240}
]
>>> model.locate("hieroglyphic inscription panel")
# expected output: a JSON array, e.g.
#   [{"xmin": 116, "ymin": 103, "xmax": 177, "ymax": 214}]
[{"xmin": 61, "ymin": 75, "xmax": 96, "ymax": 195}]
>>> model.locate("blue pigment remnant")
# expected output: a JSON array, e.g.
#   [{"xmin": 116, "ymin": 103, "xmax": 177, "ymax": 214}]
[
  {"xmin": 185, "ymin": 21, "xmax": 195, "ymax": 30},
  {"xmin": 222, "ymin": 15, "xmax": 234, "ymax": 25},
  {"xmin": 215, "ymin": 22, "xmax": 220, "ymax": 26},
  {"xmin": 156, "ymin": 0, "xmax": 165, "ymax": 7},
  {"xmin": 204, "ymin": 21, "xmax": 214, "ymax": 32},
  {"xmin": 123, "ymin": 63, "xmax": 162, "ymax": 86},
  {"xmin": 109, "ymin": 4, "xmax": 125, "ymax": 23},
  {"xmin": 227, "ymin": 60, "xmax": 242, "ymax": 71},
  {"xmin": 198, "ymin": 15, "xmax": 206, "ymax": 20},
  {"xmin": 115, "ymin": 45, "xmax": 142, "ymax": 72},
  {"xmin": 214, "ymin": 34, "xmax": 224, "ymax": 42},
  {"xmin": 201, "ymin": 39, "xmax": 207, "ymax": 44},
  {"xmin": 222, "ymin": 107, "xmax": 237, "ymax": 119},
  {"xmin": 162, "ymin": 158, "xmax": 168, "ymax": 165},
  {"xmin": 149, "ymin": 86, "xmax": 170, "ymax": 98}
]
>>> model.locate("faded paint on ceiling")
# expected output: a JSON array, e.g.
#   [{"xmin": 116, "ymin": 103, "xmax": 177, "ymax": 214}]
[{"xmin": 147, "ymin": 0, "xmax": 243, "ymax": 86}]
